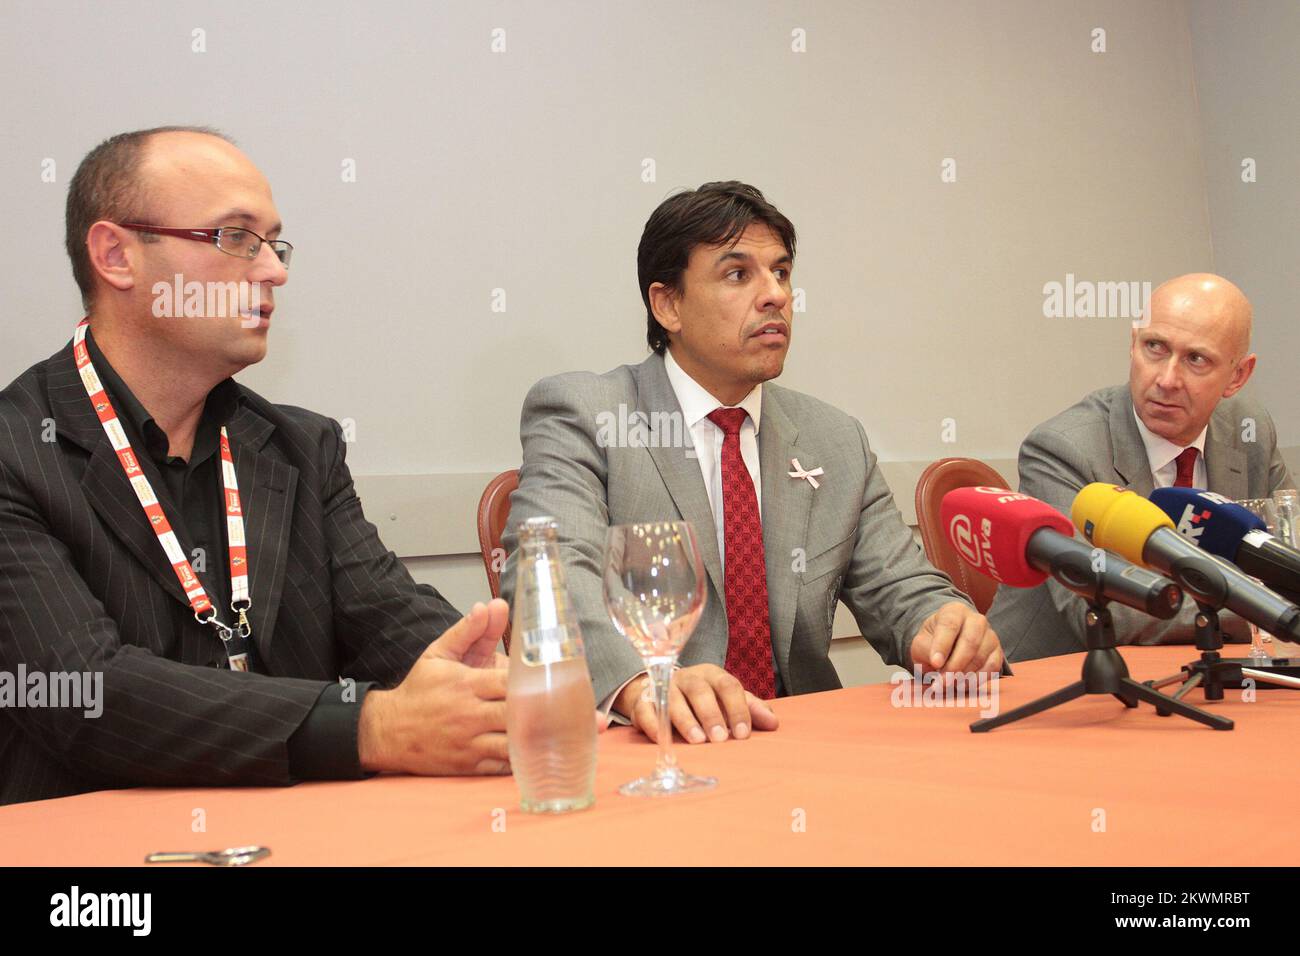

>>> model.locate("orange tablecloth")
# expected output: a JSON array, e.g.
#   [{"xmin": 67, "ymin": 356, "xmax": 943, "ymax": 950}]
[{"xmin": 1, "ymin": 646, "xmax": 1295, "ymax": 866}]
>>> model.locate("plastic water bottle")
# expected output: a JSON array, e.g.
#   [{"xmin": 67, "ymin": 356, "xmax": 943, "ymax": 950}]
[{"xmin": 506, "ymin": 517, "xmax": 597, "ymax": 813}]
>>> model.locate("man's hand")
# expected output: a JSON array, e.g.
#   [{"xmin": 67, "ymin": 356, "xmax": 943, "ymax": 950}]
[
  {"xmin": 613, "ymin": 663, "xmax": 779, "ymax": 744},
  {"xmin": 910, "ymin": 602, "xmax": 1003, "ymax": 673},
  {"xmin": 358, "ymin": 599, "xmax": 510, "ymax": 776}
]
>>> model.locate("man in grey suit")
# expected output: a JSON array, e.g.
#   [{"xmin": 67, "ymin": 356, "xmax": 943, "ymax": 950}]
[
  {"xmin": 988, "ymin": 273, "xmax": 1294, "ymax": 663},
  {"xmin": 502, "ymin": 182, "xmax": 1003, "ymax": 747}
]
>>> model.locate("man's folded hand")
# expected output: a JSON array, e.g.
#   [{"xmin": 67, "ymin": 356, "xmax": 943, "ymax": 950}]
[
  {"xmin": 613, "ymin": 663, "xmax": 778, "ymax": 744},
  {"xmin": 358, "ymin": 599, "xmax": 510, "ymax": 776}
]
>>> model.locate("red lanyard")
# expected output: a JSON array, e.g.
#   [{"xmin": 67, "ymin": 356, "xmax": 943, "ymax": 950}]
[{"xmin": 73, "ymin": 320, "xmax": 253, "ymax": 671}]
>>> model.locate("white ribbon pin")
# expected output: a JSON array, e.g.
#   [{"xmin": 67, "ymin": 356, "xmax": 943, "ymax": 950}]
[{"xmin": 788, "ymin": 458, "xmax": 824, "ymax": 489}]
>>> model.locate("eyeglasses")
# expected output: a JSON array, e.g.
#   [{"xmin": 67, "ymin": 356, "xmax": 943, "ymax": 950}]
[{"xmin": 119, "ymin": 223, "xmax": 293, "ymax": 268}]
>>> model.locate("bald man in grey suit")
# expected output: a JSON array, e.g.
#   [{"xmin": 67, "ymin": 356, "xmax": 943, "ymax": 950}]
[
  {"xmin": 989, "ymin": 274, "xmax": 1293, "ymax": 663},
  {"xmin": 502, "ymin": 182, "xmax": 1004, "ymax": 747}
]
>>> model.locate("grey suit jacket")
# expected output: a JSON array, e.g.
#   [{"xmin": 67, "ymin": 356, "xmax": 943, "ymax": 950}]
[
  {"xmin": 988, "ymin": 383, "xmax": 1294, "ymax": 662},
  {"xmin": 500, "ymin": 352, "xmax": 971, "ymax": 704}
]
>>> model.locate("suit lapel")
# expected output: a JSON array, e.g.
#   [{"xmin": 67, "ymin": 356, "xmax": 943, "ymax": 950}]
[
  {"xmin": 81, "ymin": 440, "xmax": 194, "ymax": 607},
  {"xmin": 1109, "ymin": 388, "xmax": 1154, "ymax": 496},
  {"xmin": 51, "ymin": 339, "xmax": 194, "ymax": 608},
  {"xmin": 636, "ymin": 356, "xmax": 725, "ymax": 603},
  {"xmin": 223, "ymin": 404, "xmax": 297, "ymax": 661},
  {"xmin": 1205, "ymin": 403, "xmax": 1247, "ymax": 500},
  {"xmin": 758, "ymin": 392, "xmax": 813, "ymax": 683},
  {"xmin": 50, "ymin": 337, "xmax": 298, "ymax": 657}
]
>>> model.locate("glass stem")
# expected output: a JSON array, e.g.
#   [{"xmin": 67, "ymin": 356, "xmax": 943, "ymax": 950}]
[{"xmin": 647, "ymin": 657, "xmax": 676, "ymax": 778}]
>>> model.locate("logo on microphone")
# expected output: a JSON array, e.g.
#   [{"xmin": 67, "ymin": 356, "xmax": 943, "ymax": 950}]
[
  {"xmin": 949, "ymin": 514, "xmax": 999, "ymax": 579},
  {"xmin": 973, "ymin": 486, "xmax": 1028, "ymax": 504},
  {"xmin": 1175, "ymin": 505, "xmax": 1210, "ymax": 541},
  {"xmin": 949, "ymin": 514, "xmax": 981, "ymax": 568}
]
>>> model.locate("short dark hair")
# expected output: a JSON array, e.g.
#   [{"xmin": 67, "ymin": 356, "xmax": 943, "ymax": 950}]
[
  {"xmin": 637, "ymin": 181, "xmax": 796, "ymax": 355},
  {"xmin": 65, "ymin": 126, "xmax": 233, "ymax": 311}
]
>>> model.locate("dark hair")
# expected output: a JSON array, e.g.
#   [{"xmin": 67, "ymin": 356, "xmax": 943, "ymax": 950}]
[
  {"xmin": 65, "ymin": 126, "xmax": 233, "ymax": 310},
  {"xmin": 637, "ymin": 181, "xmax": 796, "ymax": 355}
]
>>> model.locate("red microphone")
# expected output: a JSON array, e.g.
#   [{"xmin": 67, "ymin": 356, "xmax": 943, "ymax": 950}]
[{"xmin": 939, "ymin": 486, "xmax": 1072, "ymax": 587}]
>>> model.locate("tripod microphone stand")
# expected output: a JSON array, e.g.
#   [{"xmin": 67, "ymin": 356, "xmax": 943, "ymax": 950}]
[
  {"xmin": 1143, "ymin": 604, "xmax": 1300, "ymax": 712},
  {"xmin": 971, "ymin": 597, "xmax": 1233, "ymax": 732}
]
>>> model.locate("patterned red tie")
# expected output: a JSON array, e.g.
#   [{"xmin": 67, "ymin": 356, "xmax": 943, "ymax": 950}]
[
  {"xmin": 1173, "ymin": 447, "xmax": 1199, "ymax": 488},
  {"xmin": 706, "ymin": 408, "xmax": 776, "ymax": 699}
]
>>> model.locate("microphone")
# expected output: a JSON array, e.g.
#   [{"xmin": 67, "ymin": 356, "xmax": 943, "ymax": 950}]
[
  {"xmin": 1149, "ymin": 487, "xmax": 1300, "ymax": 604},
  {"xmin": 940, "ymin": 486, "xmax": 1183, "ymax": 617},
  {"xmin": 1071, "ymin": 483, "xmax": 1300, "ymax": 643}
]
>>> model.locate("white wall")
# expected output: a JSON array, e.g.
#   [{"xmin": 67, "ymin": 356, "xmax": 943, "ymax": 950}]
[
  {"xmin": 2, "ymin": 0, "xmax": 1220, "ymax": 465},
  {"xmin": 1187, "ymin": 0, "xmax": 1300, "ymax": 447}
]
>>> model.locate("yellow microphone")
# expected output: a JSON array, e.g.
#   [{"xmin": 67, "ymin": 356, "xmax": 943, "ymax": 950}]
[{"xmin": 1071, "ymin": 482, "xmax": 1173, "ymax": 566}]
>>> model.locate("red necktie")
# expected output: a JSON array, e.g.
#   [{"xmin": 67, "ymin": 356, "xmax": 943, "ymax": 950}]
[
  {"xmin": 1173, "ymin": 447, "xmax": 1199, "ymax": 488},
  {"xmin": 707, "ymin": 408, "xmax": 776, "ymax": 699}
]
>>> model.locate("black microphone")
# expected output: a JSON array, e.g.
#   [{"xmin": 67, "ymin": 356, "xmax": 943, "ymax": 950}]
[{"xmin": 1150, "ymin": 487, "xmax": 1300, "ymax": 605}]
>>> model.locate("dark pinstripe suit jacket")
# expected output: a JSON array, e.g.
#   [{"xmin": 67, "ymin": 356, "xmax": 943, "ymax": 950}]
[{"xmin": 0, "ymin": 338, "xmax": 459, "ymax": 804}]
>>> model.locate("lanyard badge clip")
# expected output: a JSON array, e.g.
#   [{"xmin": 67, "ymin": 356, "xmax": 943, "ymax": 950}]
[{"xmin": 195, "ymin": 608, "xmax": 251, "ymax": 672}]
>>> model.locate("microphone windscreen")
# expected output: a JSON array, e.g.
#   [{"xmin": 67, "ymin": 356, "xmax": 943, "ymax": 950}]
[
  {"xmin": 1071, "ymin": 482, "xmax": 1173, "ymax": 565},
  {"xmin": 1149, "ymin": 487, "xmax": 1266, "ymax": 561},
  {"xmin": 940, "ymin": 486, "xmax": 1073, "ymax": 587}
]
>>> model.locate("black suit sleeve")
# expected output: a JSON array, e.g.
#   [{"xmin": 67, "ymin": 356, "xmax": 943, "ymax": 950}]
[
  {"xmin": 0, "ymin": 451, "xmax": 336, "ymax": 790},
  {"xmin": 318, "ymin": 419, "xmax": 462, "ymax": 686},
  {"xmin": 286, "ymin": 680, "xmax": 376, "ymax": 780},
  {"xmin": 283, "ymin": 419, "xmax": 470, "ymax": 781}
]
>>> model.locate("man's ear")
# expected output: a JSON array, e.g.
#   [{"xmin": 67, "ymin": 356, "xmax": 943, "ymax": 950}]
[
  {"xmin": 1222, "ymin": 352, "xmax": 1257, "ymax": 398},
  {"xmin": 85, "ymin": 221, "xmax": 137, "ymax": 296},
  {"xmin": 647, "ymin": 281, "xmax": 682, "ymax": 338}
]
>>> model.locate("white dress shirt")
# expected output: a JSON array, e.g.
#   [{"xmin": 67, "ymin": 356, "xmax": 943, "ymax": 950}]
[
  {"xmin": 663, "ymin": 348, "xmax": 763, "ymax": 568},
  {"xmin": 1132, "ymin": 408, "xmax": 1208, "ymax": 490}
]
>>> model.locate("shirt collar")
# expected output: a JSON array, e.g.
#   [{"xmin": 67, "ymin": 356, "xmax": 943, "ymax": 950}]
[
  {"xmin": 663, "ymin": 348, "xmax": 762, "ymax": 433},
  {"xmin": 83, "ymin": 326, "xmax": 242, "ymax": 464},
  {"xmin": 1132, "ymin": 405, "xmax": 1207, "ymax": 475}
]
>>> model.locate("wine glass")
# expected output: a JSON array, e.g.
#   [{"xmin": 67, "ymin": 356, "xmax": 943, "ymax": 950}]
[
  {"xmin": 602, "ymin": 521, "xmax": 715, "ymax": 796},
  {"xmin": 1273, "ymin": 490, "xmax": 1298, "ymax": 549},
  {"xmin": 1236, "ymin": 498, "xmax": 1279, "ymax": 534},
  {"xmin": 1244, "ymin": 579, "xmax": 1276, "ymax": 663}
]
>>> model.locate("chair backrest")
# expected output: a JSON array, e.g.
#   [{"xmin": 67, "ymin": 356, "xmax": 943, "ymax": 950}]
[
  {"xmin": 913, "ymin": 457, "xmax": 1011, "ymax": 615},
  {"xmin": 476, "ymin": 469, "xmax": 519, "ymax": 648}
]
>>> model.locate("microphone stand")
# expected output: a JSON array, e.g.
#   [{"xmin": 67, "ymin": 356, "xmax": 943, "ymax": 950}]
[
  {"xmin": 971, "ymin": 597, "xmax": 1233, "ymax": 732},
  {"xmin": 1143, "ymin": 603, "xmax": 1300, "ymax": 710}
]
